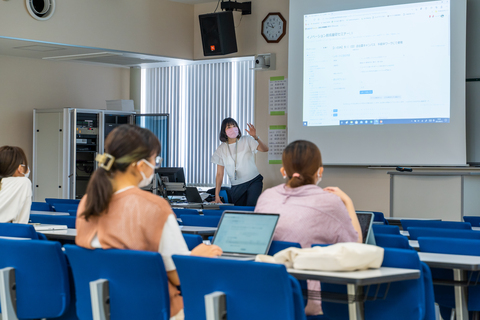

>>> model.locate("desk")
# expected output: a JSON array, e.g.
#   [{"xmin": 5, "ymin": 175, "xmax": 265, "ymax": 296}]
[
  {"xmin": 409, "ymin": 240, "xmax": 419, "ymax": 250},
  {"xmin": 288, "ymin": 267, "xmax": 420, "ymax": 320},
  {"xmin": 30, "ymin": 210, "xmax": 70, "ymax": 216},
  {"xmin": 38, "ymin": 226, "xmax": 217, "ymax": 241},
  {"xmin": 400, "ymin": 230, "xmax": 410, "ymax": 237},
  {"xmin": 0, "ymin": 236, "xmax": 30, "ymax": 240},
  {"xmin": 38, "ymin": 228, "xmax": 77, "ymax": 241},
  {"xmin": 171, "ymin": 203, "xmax": 234, "ymax": 210},
  {"xmin": 418, "ymin": 252, "xmax": 480, "ymax": 320}
]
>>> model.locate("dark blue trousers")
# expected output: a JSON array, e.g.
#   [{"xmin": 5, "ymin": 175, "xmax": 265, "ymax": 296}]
[{"xmin": 229, "ymin": 174, "xmax": 263, "ymax": 206}]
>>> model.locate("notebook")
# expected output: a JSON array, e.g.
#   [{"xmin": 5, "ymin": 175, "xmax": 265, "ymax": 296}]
[
  {"xmin": 356, "ymin": 212, "xmax": 376, "ymax": 245},
  {"xmin": 212, "ymin": 211, "xmax": 280, "ymax": 261}
]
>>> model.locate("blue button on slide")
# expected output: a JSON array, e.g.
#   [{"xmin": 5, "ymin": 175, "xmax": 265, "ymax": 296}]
[{"xmin": 360, "ymin": 90, "xmax": 373, "ymax": 94}]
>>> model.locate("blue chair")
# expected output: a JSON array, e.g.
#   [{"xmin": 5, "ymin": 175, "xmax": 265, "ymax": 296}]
[
  {"xmin": 358, "ymin": 211, "xmax": 388, "ymax": 224},
  {"xmin": 68, "ymin": 210, "xmax": 77, "ymax": 216},
  {"xmin": 463, "ymin": 216, "xmax": 480, "ymax": 227},
  {"xmin": 45, "ymin": 198, "xmax": 81, "ymax": 205},
  {"xmin": 219, "ymin": 189, "xmax": 229, "ymax": 203},
  {"xmin": 172, "ymin": 208, "xmax": 199, "ymax": 216},
  {"xmin": 372, "ymin": 224, "xmax": 401, "ymax": 235},
  {"xmin": 401, "ymin": 220, "xmax": 471, "ymax": 231},
  {"xmin": 202, "ymin": 209, "xmax": 224, "ymax": 217},
  {"xmin": 64, "ymin": 245, "xmax": 170, "ymax": 320},
  {"xmin": 30, "ymin": 214, "xmax": 77, "ymax": 228},
  {"xmin": 374, "ymin": 234, "xmax": 413, "ymax": 250},
  {"xmin": 218, "ymin": 205, "xmax": 255, "ymax": 211},
  {"xmin": 268, "ymin": 240, "xmax": 302, "ymax": 256},
  {"xmin": 0, "ymin": 238, "xmax": 76, "ymax": 319},
  {"xmin": 321, "ymin": 248, "xmax": 435, "ymax": 320},
  {"xmin": 183, "ymin": 233, "xmax": 203, "ymax": 250},
  {"xmin": 180, "ymin": 215, "xmax": 221, "ymax": 227},
  {"xmin": 0, "ymin": 222, "xmax": 46, "ymax": 240},
  {"xmin": 31, "ymin": 201, "xmax": 53, "ymax": 211},
  {"xmin": 172, "ymin": 255, "xmax": 307, "ymax": 320},
  {"xmin": 418, "ymin": 237, "xmax": 480, "ymax": 314},
  {"xmin": 53, "ymin": 203, "xmax": 79, "ymax": 213},
  {"xmin": 408, "ymin": 227, "xmax": 480, "ymax": 240}
]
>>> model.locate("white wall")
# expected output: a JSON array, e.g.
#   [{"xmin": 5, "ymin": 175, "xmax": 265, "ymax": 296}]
[
  {"xmin": 0, "ymin": 55, "xmax": 129, "ymax": 166},
  {"xmin": 0, "ymin": 0, "xmax": 194, "ymax": 59},
  {"xmin": 193, "ymin": 0, "xmax": 392, "ymax": 215}
]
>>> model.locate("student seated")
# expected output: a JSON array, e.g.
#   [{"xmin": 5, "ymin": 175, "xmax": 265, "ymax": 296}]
[
  {"xmin": 75, "ymin": 125, "xmax": 222, "ymax": 320},
  {"xmin": 0, "ymin": 146, "xmax": 31, "ymax": 223},
  {"xmin": 254, "ymin": 140, "xmax": 362, "ymax": 316}
]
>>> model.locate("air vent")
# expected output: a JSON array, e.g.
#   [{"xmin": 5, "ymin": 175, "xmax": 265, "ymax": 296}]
[{"xmin": 26, "ymin": 0, "xmax": 56, "ymax": 21}]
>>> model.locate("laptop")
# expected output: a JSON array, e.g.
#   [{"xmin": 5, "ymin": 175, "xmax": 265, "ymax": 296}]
[
  {"xmin": 212, "ymin": 211, "xmax": 280, "ymax": 261},
  {"xmin": 356, "ymin": 212, "xmax": 376, "ymax": 245},
  {"xmin": 185, "ymin": 187, "xmax": 203, "ymax": 203}
]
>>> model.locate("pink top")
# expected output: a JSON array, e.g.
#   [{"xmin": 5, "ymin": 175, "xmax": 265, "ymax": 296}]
[
  {"xmin": 255, "ymin": 184, "xmax": 358, "ymax": 247},
  {"xmin": 254, "ymin": 183, "xmax": 358, "ymax": 316}
]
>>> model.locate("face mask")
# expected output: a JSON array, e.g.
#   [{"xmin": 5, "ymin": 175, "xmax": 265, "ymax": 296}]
[
  {"xmin": 24, "ymin": 168, "xmax": 30, "ymax": 179},
  {"xmin": 316, "ymin": 176, "xmax": 322, "ymax": 186},
  {"xmin": 137, "ymin": 159, "xmax": 155, "ymax": 188},
  {"xmin": 226, "ymin": 127, "xmax": 239, "ymax": 139}
]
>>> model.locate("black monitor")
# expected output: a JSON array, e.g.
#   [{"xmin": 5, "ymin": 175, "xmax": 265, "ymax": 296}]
[{"xmin": 155, "ymin": 167, "xmax": 185, "ymax": 184}]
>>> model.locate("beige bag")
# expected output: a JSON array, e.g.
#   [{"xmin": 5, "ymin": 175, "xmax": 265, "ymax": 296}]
[{"xmin": 256, "ymin": 242, "xmax": 384, "ymax": 271}]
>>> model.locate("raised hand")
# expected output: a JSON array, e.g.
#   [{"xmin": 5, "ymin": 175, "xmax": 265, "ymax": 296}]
[{"xmin": 245, "ymin": 123, "xmax": 257, "ymax": 139}]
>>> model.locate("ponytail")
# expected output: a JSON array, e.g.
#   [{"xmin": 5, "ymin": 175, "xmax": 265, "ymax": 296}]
[
  {"xmin": 80, "ymin": 125, "xmax": 161, "ymax": 221},
  {"xmin": 282, "ymin": 140, "xmax": 322, "ymax": 188}
]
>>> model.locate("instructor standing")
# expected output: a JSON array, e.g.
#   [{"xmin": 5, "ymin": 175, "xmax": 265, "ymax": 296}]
[{"xmin": 211, "ymin": 118, "xmax": 269, "ymax": 206}]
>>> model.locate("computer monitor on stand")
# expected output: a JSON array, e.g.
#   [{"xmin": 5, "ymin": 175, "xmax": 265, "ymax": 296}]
[{"xmin": 154, "ymin": 167, "xmax": 186, "ymax": 200}]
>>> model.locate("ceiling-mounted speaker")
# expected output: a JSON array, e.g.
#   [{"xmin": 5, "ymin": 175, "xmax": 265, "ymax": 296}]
[
  {"xmin": 199, "ymin": 11, "xmax": 237, "ymax": 56},
  {"xmin": 26, "ymin": 0, "xmax": 55, "ymax": 21}
]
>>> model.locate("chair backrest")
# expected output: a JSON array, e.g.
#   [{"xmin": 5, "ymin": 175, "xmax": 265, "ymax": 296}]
[
  {"xmin": 180, "ymin": 215, "xmax": 221, "ymax": 227},
  {"xmin": 0, "ymin": 222, "xmax": 41, "ymax": 239},
  {"xmin": 172, "ymin": 208, "xmax": 199, "ymax": 216},
  {"xmin": 401, "ymin": 220, "xmax": 471, "ymax": 231},
  {"xmin": 218, "ymin": 205, "xmax": 255, "ymax": 211},
  {"xmin": 53, "ymin": 203, "xmax": 79, "ymax": 213},
  {"xmin": 268, "ymin": 240, "xmax": 302, "ymax": 256},
  {"xmin": 463, "ymin": 216, "xmax": 480, "ymax": 227},
  {"xmin": 202, "ymin": 209, "xmax": 224, "ymax": 217},
  {"xmin": 172, "ymin": 255, "xmax": 306, "ymax": 320},
  {"xmin": 374, "ymin": 234, "xmax": 412, "ymax": 250},
  {"xmin": 418, "ymin": 237, "xmax": 480, "ymax": 256},
  {"xmin": 408, "ymin": 227, "xmax": 480, "ymax": 240},
  {"xmin": 183, "ymin": 233, "xmax": 203, "ymax": 250},
  {"xmin": 31, "ymin": 201, "xmax": 53, "ymax": 211},
  {"xmin": 68, "ymin": 210, "xmax": 77, "ymax": 216},
  {"xmin": 0, "ymin": 238, "xmax": 71, "ymax": 319},
  {"xmin": 64, "ymin": 245, "xmax": 170, "ymax": 320},
  {"xmin": 372, "ymin": 224, "xmax": 401, "ymax": 235},
  {"xmin": 321, "ymin": 248, "xmax": 432, "ymax": 320},
  {"xmin": 29, "ymin": 214, "xmax": 77, "ymax": 228},
  {"xmin": 45, "ymin": 198, "xmax": 81, "ymax": 205},
  {"xmin": 219, "ymin": 189, "xmax": 229, "ymax": 203}
]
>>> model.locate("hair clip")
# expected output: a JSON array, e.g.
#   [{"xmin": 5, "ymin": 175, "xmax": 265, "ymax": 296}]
[
  {"xmin": 292, "ymin": 173, "xmax": 301, "ymax": 178},
  {"xmin": 95, "ymin": 153, "xmax": 115, "ymax": 171}
]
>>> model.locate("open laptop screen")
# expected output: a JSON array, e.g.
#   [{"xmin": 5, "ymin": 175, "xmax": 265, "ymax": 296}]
[
  {"xmin": 356, "ymin": 212, "xmax": 375, "ymax": 245},
  {"xmin": 212, "ymin": 212, "xmax": 279, "ymax": 255}
]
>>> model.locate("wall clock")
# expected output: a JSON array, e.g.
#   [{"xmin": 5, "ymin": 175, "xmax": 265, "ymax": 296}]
[{"xmin": 261, "ymin": 12, "xmax": 286, "ymax": 43}]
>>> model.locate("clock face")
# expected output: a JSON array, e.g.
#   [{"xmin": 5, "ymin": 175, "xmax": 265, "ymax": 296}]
[{"xmin": 262, "ymin": 13, "xmax": 286, "ymax": 43}]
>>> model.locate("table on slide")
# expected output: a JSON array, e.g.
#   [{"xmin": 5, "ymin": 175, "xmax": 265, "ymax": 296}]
[{"xmin": 288, "ymin": 267, "xmax": 420, "ymax": 320}]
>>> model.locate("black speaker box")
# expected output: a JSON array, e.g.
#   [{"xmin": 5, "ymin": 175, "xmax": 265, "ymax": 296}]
[{"xmin": 199, "ymin": 11, "xmax": 238, "ymax": 56}]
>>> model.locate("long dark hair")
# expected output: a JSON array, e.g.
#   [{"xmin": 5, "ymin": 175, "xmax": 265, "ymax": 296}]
[
  {"xmin": 219, "ymin": 118, "xmax": 242, "ymax": 142},
  {"xmin": 0, "ymin": 146, "xmax": 28, "ymax": 189},
  {"xmin": 81, "ymin": 125, "xmax": 161, "ymax": 221},
  {"xmin": 282, "ymin": 140, "xmax": 322, "ymax": 188}
]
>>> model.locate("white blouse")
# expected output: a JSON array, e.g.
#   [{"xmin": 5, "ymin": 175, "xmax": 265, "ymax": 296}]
[
  {"xmin": 211, "ymin": 136, "xmax": 259, "ymax": 186},
  {"xmin": 0, "ymin": 177, "xmax": 32, "ymax": 223}
]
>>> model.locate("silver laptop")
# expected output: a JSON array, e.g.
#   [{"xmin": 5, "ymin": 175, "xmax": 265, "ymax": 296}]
[
  {"xmin": 212, "ymin": 211, "xmax": 280, "ymax": 261},
  {"xmin": 356, "ymin": 212, "xmax": 376, "ymax": 245}
]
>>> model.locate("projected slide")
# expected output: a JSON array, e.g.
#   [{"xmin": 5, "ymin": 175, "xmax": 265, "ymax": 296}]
[{"xmin": 303, "ymin": 0, "xmax": 450, "ymax": 127}]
